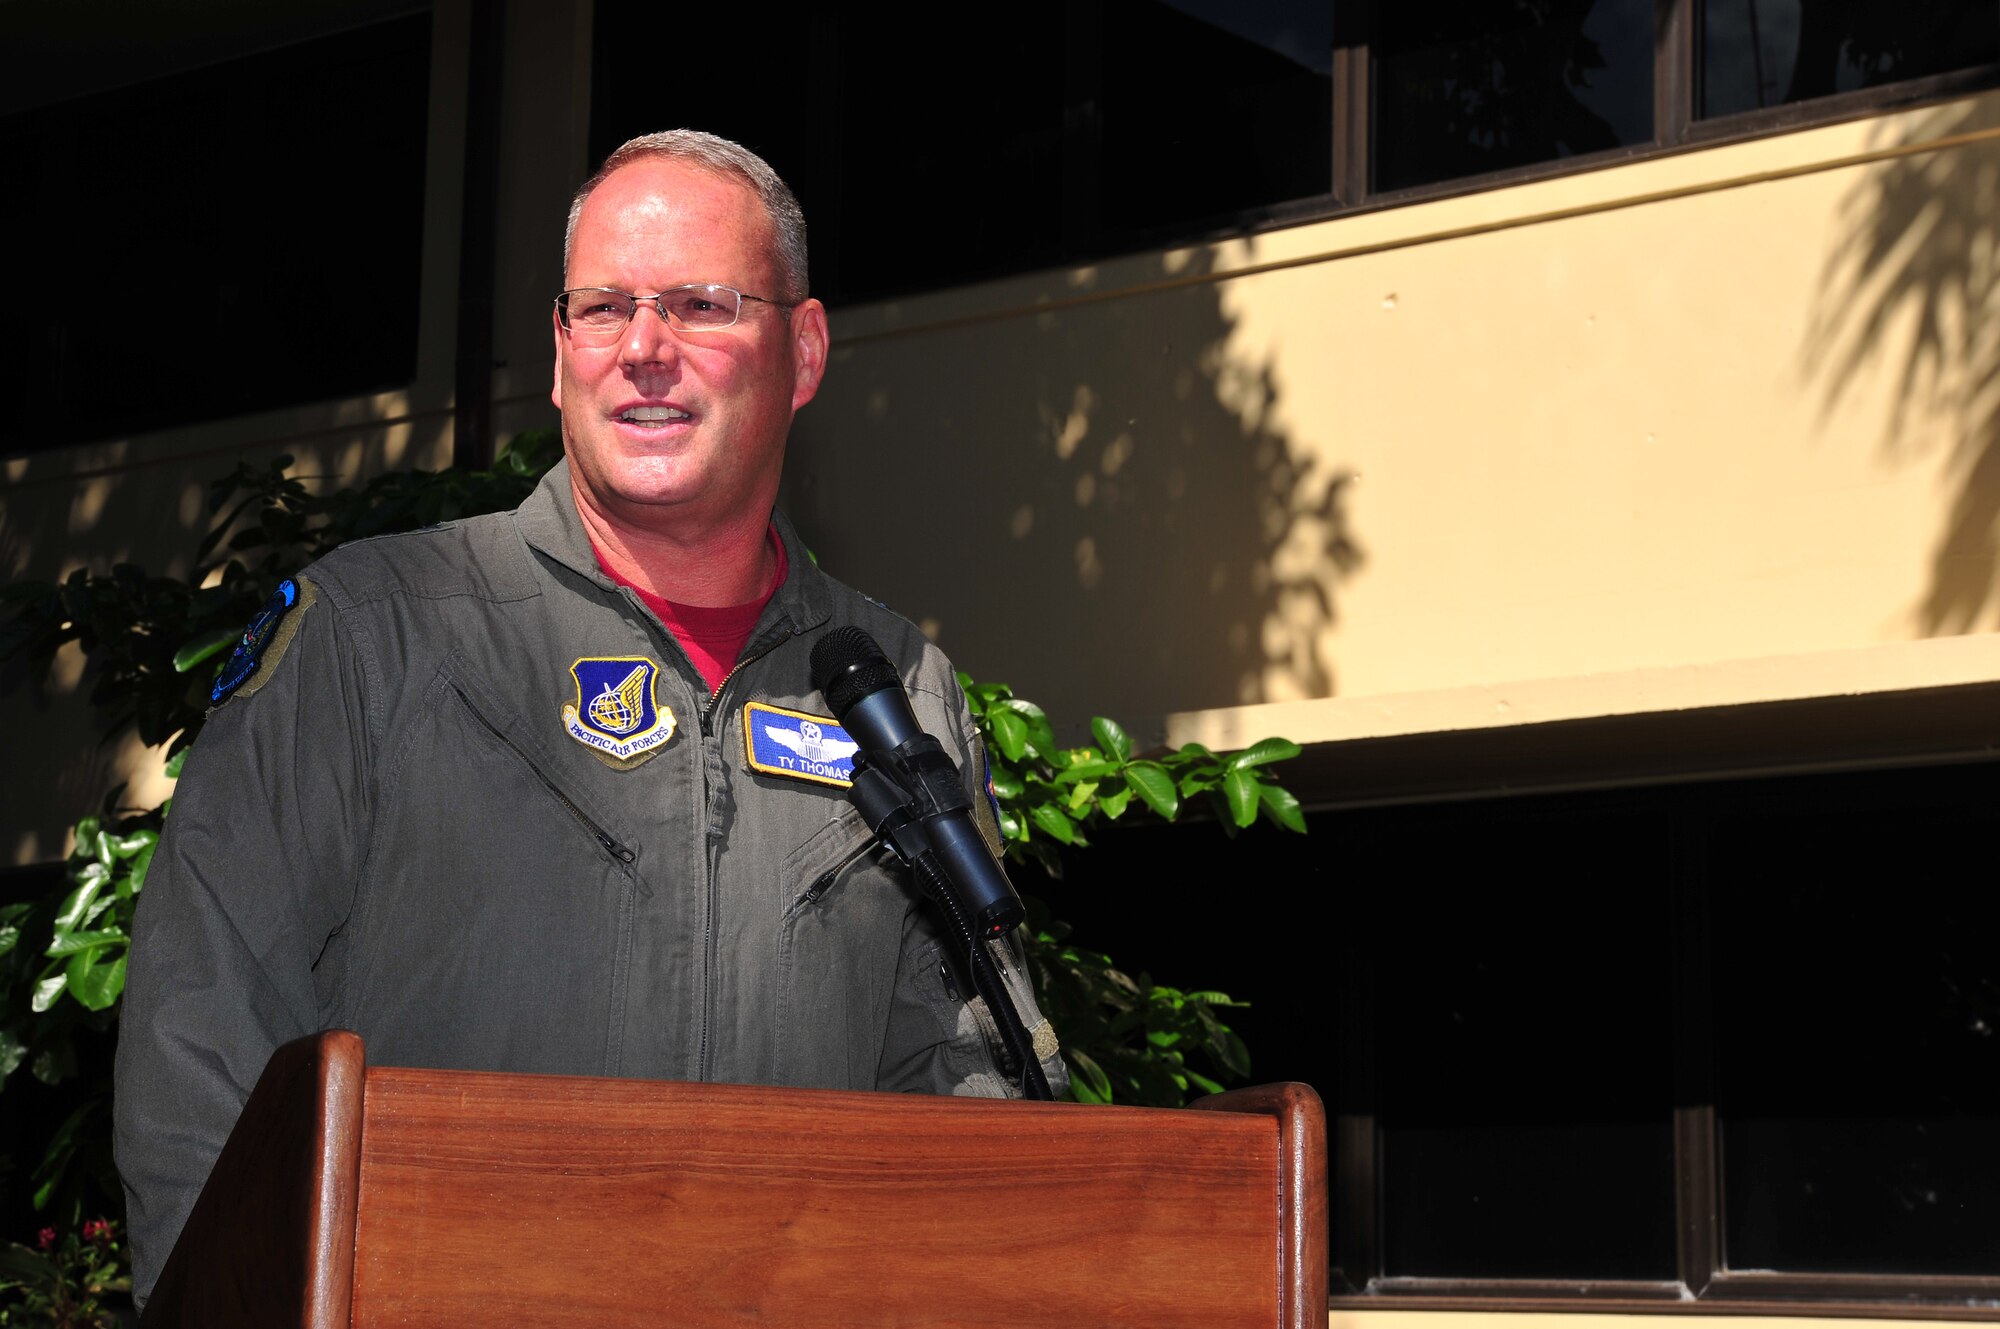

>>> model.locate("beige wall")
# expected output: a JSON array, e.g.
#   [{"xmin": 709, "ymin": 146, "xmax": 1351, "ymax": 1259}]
[{"xmin": 789, "ymin": 91, "xmax": 2000, "ymax": 756}]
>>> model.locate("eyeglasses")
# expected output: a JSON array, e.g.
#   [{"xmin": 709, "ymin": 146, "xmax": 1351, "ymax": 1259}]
[{"xmin": 553, "ymin": 284, "xmax": 793, "ymax": 343}]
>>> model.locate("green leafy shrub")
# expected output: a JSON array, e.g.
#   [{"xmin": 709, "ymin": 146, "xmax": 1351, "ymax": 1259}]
[{"xmin": 962, "ymin": 679, "xmax": 1303, "ymax": 1104}]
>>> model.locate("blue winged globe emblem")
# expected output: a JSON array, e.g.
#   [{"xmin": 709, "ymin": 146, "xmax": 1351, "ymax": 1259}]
[{"xmin": 562, "ymin": 656, "xmax": 675, "ymax": 763}]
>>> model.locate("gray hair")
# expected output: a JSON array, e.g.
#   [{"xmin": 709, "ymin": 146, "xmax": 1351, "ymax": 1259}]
[{"xmin": 563, "ymin": 130, "xmax": 809, "ymax": 304}]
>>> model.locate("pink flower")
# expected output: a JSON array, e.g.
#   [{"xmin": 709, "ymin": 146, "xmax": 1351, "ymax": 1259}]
[
  {"xmin": 83, "ymin": 1219, "xmax": 112, "ymax": 1243},
  {"xmin": 36, "ymin": 1226, "xmax": 55, "ymax": 1251}
]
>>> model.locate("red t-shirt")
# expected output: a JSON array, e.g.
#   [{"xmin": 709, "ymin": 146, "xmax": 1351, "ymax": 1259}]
[{"xmin": 595, "ymin": 530, "xmax": 789, "ymax": 696}]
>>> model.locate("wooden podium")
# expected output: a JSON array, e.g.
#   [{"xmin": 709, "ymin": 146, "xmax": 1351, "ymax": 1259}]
[{"xmin": 142, "ymin": 1031, "xmax": 1326, "ymax": 1327}]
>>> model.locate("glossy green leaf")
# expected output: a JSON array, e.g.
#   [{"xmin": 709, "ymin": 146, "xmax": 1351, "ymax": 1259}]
[
  {"xmin": 1052, "ymin": 759, "xmax": 1118, "ymax": 785},
  {"xmin": 1184, "ymin": 1069, "xmax": 1226, "ymax": 1096},
  {"xmin": 1090, "ymin": 716, "xmax": 1133, "ymax": 762},
  {"xmin": 0, "ymin": 901, "xmax": 29, "ymax": 957},
  {"xmin": 988, "ymin": 764, "xmax": 1024, "ymax": 800},
  {"xmin": 1066, "ymin": 1048, "xmax": 1113, "ymax": 1104},
  {"xmin": 44, "ymin": 929, "xmax": 125, "ymax": 959},
  {"xmin": 1185, "ymin": 989, "xmax": 1243, "ymax": 1006},
  {"xmin": 124, "ymin": 839, "xmax": 158, "ymax": 896},
  {"xmin": 989, "ymin": 707, "xmax": 1029, "ymax": 762},
  {"xmin": 1222, "ymin": 768, "xmax": 1259, "ymax": 827},
  {"xmin": 172, "ymin": 627, "xmax": 240, "ymax": 674},
  {"xmin": 107, "ymin": 829, "xmax": 157, "ymax": 859},
  {"xmin": 1257, "ymin": 780, "xmax": 1308, "ymax": 833},
  {"xmin": 0, "ymin": 1027, "xmax": 24, "ymax": 1081},
  {"xmin": 67, "ymin": 952, "xmax": 126, "ymax": 1010},
  {"xmin": 1122, "ymin": 762, "xmax": 1178, "ymax": 819},
  {"xmin": 1225, "ymin": 737, "xmax": 1302, "ymax": 771},
  {"xmin": 1030, "ymin": 804, "xmax": 1078, "ymax": 845},
  {"xmin": 1176, "ymin": 769, "xmax": 1218, "ymax": 798},
  {"xmin": 1098, "ymin": 786, "xmax": 1133, "ymax": 819},
  {"xmin": 31, "ymin": 974, "xmax": 67, "ymax": 1013},
  {"xmin": 52, "ymin": 878, "xmax": 105, "ymax": 933},
  {"xmin": 991, "ymin": 699, "xmax": 1052, "ymax": 760}
]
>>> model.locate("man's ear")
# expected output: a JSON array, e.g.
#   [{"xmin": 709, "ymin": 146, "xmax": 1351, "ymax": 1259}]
[
  {"xmin": 550, "ymin": 307, "xmax": 566, "ymax": 411},
  {"xmin": 790, "ymin": 299, "xmax": 830, "ymax": 412}
]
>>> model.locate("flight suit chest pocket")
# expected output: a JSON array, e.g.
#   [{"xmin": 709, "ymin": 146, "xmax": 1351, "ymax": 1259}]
[
  {"xmin": 772, "ymin": 807, "xmax": 908, "ymax": 1085},
  {"xmin": 344, "ymin": 664, "xmax": 642, "ymax": 1077}
]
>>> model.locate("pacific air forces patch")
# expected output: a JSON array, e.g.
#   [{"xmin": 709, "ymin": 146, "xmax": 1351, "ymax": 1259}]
[
  {"xmin": 562, "ymin": 656, "xmax": 676, "ymax": 766},
  {"xmin": 211, "ymin": 577, "xmax": 317, "ymax": 706},
  {"xmin": 744, "ymin": 702, "xmax": 859, "ymax": 787}
]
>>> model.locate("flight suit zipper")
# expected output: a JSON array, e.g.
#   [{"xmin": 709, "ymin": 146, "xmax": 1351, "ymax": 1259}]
[
  {"xmin": 454, "ymin": 685, "xmax": 635, "ymax": 863},
  {"xmin": 783, "ymin": 835, "xmax": 882, "ymax": 923},
  {"xmin": 691, "ymin": 621, "xmax": 795, "ymax": 1082}
]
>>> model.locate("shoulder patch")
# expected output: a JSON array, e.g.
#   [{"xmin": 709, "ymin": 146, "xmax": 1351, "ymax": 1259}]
[
  {"xmin": 562, "ymin": 656, "xmax": 676, "ymax": 767},
  {"xmin": 211, "ymin": 577, "xmax": 318, "ymax": 706},
  {"xmin": 744, "ymin": 702, "xmax": 859, "ymax": 787}
]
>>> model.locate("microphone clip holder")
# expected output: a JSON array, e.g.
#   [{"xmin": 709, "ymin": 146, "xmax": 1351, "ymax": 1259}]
[{"xmin": 845, "ymin": 757, "xmax": 1054, "ymax": 1101}]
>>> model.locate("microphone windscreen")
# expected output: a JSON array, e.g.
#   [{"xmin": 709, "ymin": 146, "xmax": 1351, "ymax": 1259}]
[{"xmin": 812, "ymin": 626, "xmax": 901, "ymax": 718}]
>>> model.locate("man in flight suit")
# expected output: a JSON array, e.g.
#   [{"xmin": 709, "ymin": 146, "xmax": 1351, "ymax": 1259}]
[{"xmin": 113, "ymin": 130, "xmax": 1064, "ymax": 1307}]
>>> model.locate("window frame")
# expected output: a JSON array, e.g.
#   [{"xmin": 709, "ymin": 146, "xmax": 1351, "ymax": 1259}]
[
  {"xmin": 589, "ymin": 1, "xmax": 2000, "ymax": 309},
  {"xmin": 1328, "ymin": 764, "xmax": 2000, "ymax": 1316},
  {"xmin": 1332, "ymin": 0, "xmax": 2000, "ymax": 217}
]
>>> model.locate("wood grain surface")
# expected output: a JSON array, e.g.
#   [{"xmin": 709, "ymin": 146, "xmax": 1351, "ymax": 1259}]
[
  {"xmin": 350, "ymin": 1069, "xmax": 1293, "ymax": 1328},
  {"xmin": 1191, "ymin": 1082, "xmax": 1330, "ymax": 1329},
  {"xmin": 141, "ymin": 1029, "xmax": 364, "ymax": 1328}
]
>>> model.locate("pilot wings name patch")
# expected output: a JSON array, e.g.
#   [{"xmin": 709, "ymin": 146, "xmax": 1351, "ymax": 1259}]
[
  {"xmin": 744, "ymin": 702, "xmax": 859, "ymax": 787},
  {"xmin": 563, "ymin": 656, "xmax": 676, "ymax": 763}
]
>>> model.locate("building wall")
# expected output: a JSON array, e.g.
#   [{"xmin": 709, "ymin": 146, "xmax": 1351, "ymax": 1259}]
[
  {"xmin": 8, "ymin": 17, "xmax": 1999, "ymax": 867},
  {"xmin": 788, "ymin": 90, "xmax": 2000, "ymax": 750}
]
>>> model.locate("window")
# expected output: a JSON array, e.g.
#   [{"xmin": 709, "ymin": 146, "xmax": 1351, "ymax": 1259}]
[
  {"xmin": 1044, "ymin": 759, "xmax": 2000, "ymax": 1312},
  {"xmin": 589, "ymin": 1, "xmax": 1998, "ymax": 304},
  {"xmin": 0, "ymin": 14, "xmax": 431, "ymax": 457},
  {"xmin": 1699, "ymin": 1, "xmax": 2000, "ymax": 119},
  {"xmin": 592, "ymin": 0, "xmax": 1334, "ymax": 303},
  {"xmin": 1370, "ymin": 0, "xmax": 1656, "ymax": 193},
  {"xmin": 1714, "ymin": 795, "xmax": 2000, "ymax": 1278},
  {"xmin": 1371, "ymin": 807, "xmax": 1678, "ymax": 1283}
]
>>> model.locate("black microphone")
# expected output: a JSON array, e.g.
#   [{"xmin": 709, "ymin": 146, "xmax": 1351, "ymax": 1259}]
[{"xmin": 812, "ymin": 626, "xmax": 1024, "ymax": 938}]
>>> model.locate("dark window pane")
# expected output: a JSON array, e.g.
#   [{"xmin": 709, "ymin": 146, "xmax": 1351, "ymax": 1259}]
[
  {"xmin": 588, "ymin": 2, "xmax": 821, "ymax": 289},
  {"xmin": 1098, "ymin": 0, "xmax": 1333, "ymax": 238},
  {"xmin": 1700, "ymin": 0, "xmax": 2000, "ymax": 118},
  {"xmin": 0, "ymin": 15, "xmax": 430, "ymax": 456},
  {"xmin": 1373, "ymin": 804, "xmax": 1677, "ymax": 1280},
  {"xmin": 1715, "ymin": 776, "xmax": 2000, "ymax": 1276},
  {"xmin": 1370, "ymin": 0, "xmax": 1654, "ymax": 193},
  {"xmin": 592, "ymin": 3, "xmax": 1333, "ymax": 304},
  {"xmin": 813, "ymin": 9, "xmax": 1071, "ymax": 302}
]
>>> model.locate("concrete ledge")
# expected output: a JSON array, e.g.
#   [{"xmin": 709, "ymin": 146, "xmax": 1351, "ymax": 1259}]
[{"xmin": 1162, "ymin": 635, "xmax": 2000, "ymax": 808}]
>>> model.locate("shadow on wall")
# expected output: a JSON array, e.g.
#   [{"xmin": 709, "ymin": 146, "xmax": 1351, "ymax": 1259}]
[
  {"xmin": 0, "ymin": 410, "xmax": 452, "ymax": 865},
  {"xmin": 1806, "ymin": 95, "xmax": 2000, "ymax": 635},
  {"xmin": 789, "ymin": 244, "xmax": 1363, "ymax": 730}
]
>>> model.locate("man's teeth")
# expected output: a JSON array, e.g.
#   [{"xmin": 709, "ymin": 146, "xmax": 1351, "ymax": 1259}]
[{"xmin": 620, "ymin": 407, "xmax": 691, "ymax": 422}]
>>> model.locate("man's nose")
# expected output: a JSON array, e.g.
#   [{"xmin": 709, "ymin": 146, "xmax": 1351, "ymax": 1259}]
[{"xmin": 618, "ymin": 299, "xmax": 682, "ymax": 366}]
